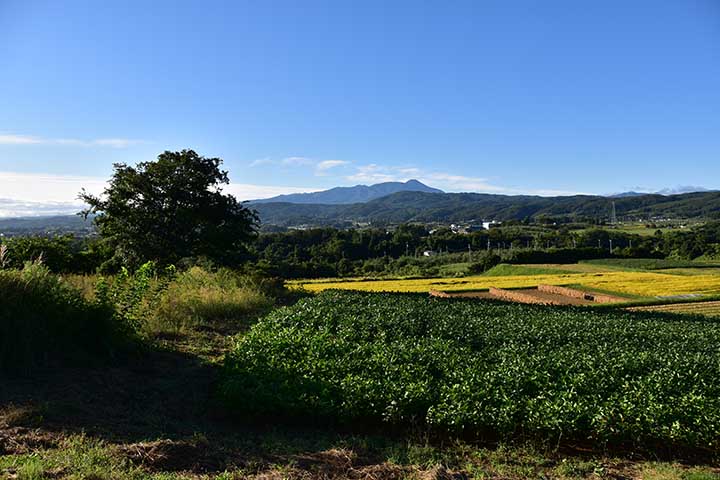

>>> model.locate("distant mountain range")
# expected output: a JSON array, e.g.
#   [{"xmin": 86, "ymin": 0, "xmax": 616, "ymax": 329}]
[
  {"xmin": 251, "ymin": 179, "xmax": 443, "ymax": 205},
  {"xmin": 2, "ymin": 182, "xmax": 719, "ymax": 234},
  {"xmin": 252, "ymin": 189, "xmax": 720, "ymax": 227},
  {"xmin": 0, "ymin": 215, "xmax": 95, "ymax": 236},
  {"xmin": 610, "ymin": 186, "xmax": 709, "ymax": 198}
]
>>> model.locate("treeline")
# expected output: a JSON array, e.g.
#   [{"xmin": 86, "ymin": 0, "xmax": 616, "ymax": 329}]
[
  {"xmin": 5, "ymin": 221, "xmax": 720, "ymax": 279},
  {"xmin": 247, "ymin": 222, "xmax": 720, "ymax": 278}
]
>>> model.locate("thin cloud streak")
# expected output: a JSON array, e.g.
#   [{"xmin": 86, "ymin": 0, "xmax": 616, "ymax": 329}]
[
  {"xmin": 0, "ymin": 133, "xmax": 143, "ymax": 148},
  {"xmin": 249, "ymin": 156, "xmax": 351, "ymax": 177},
  {"xmin": 248, "ymin": 156, "xmax": 587, "ymax": 196}
]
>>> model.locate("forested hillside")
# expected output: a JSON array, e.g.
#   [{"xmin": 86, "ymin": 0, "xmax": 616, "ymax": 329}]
[{"xmin": 253, "ymin": 190, "xmax": 720, "ymax": 226}]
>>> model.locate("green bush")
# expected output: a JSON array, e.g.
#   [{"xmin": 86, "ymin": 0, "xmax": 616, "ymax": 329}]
[
  {"xmin": 222, "ymin": 291, "xmax": 720, "ymax": 449},
  {"xmin": 467, "ymin": 252, "xmax": 501, "ymax": 274},
  {"xmin": 151, "ymin": 267, "xmax": 273, "ymax": 333},
  {"xmin": 0, "ymin": 264, "xmax": 135, "ymax": 374},
  {"xmin": 94, "ymin": 261, "xmax": 175, "ymax": 335}
]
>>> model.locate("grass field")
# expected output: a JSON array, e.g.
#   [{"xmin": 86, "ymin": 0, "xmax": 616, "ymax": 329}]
[
  {"xmin": 581, "ymin": 258, "xmax": 720, "ymax": 271},
  {"xmin": 292, "ymin": 270, "xmax": 720, "ymax": 298}
]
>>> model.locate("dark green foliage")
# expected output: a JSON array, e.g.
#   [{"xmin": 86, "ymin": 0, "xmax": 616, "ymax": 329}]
[
  {"xmin": 0, "ymin": 235, "xmax": 79, "ymax": 272},
  {"xmin": 467, "ymin": 252, "xmax": 501, "ymax": 274},
  {"xmin": 222, "ymin": 291, "xmax": 720, "ymax": 448},
  {"xmin": 0, "ymin": 264, "xmax": 135, "ymax": 374},
  {"xmin": 94, "ymin": 261, "xmax": 176, "ymax": 334},
  {"xmin": 80, "ymin": 149, "xmax": 259, "ymax": 268},
  {"xmin": 247, "ymin": 222, "xmax": 720, "ymax": 279}
]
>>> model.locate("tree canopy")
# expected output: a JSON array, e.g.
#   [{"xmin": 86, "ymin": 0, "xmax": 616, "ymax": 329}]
[{"xmin": 80, "ymin": 150, "xmax": 258, "ymax": 268}]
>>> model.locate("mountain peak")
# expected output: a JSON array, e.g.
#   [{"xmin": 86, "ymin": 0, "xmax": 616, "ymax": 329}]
[{"xmin": 251, "ymin": 179, "xmax": 443, "ymax": 205}]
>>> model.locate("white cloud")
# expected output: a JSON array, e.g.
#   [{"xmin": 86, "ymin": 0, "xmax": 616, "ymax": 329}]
[
  {"xmin": 315, "ymin": 160, "xmax": 350, "ymax": 176},
  {"xmin": 0, "ymin": 170, "xmax": 322, "ymax": 216},
  {"xmin": 422, "ymin": 172, "xmax": 508, "ymax": 193},
  {"xmin": 224, "ymin": 183, "xmax": 322, "ymax": 201},
  {"xmin": 0, "ymin": 171, "xmax": 107, "ymax": 204},
  {"xmin": 249, "ymin": 157, "xmax": 273, "ymax": 167},
  {"xmin": 281, "ymin": 156, "xmax": 315, "ymax": 166},
  {"xmin": 316, "ymin": 160, "xmax": 349, "ymax": 171},
  {"xmin": 0, "ymin": 198, "xmax": 85, "ymax": 218},
  {"xmin": 345, "ymin": 164, "xmax": 586, "ymax": 196},
  {"xmin": 0, "ymin": 132, "xmax": 143, "ymax": 148},
  {"xmin": 249, "ymin": 156, "xmax": 351, "ymax": 177},
  {"xmin": 346, "ymin": 164, "xmax": 400, "ymax": 184},
  {"xmin": 0, "ymin": 134, "xmax": 44, "ymax": 145},
  {"xmin": 93, "ymin": 138, "xmax": 143, "ymax": 148}
]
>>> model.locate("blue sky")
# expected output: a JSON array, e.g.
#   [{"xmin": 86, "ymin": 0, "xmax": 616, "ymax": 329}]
[{"xmin": 1, "ymin": 0, "xmax": 719, "ymax": 215}]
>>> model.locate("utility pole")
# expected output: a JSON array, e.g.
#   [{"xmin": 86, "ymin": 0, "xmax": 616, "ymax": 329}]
[
  {"xmin": 406, "ymin": 242, "xmax": 409, "ymax": 257},
  {"xmin": 487, "ymin": 238, "xmax": 490, "ymax": 251},
  {"xmin": 609, "ymin": 239, "xmax": 613, "ymax": 255},
  {"xmin": 468, "ymin": 244, "xmax": 472, "ymax": 263}
]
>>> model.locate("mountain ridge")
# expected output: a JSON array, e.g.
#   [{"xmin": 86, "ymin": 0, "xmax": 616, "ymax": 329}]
[
  {"xmin": 250, "ymin": 179, "xmax": 443, "ymax": 205},
  {"xmin": 252, "ymin": 189, "xmax": 720, "ymax": 226}
]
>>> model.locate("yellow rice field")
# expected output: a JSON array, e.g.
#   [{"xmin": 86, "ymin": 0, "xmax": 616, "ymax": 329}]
[{"xmin": 291, "ymin": 271, "xmax": 720, "ymax": 298}]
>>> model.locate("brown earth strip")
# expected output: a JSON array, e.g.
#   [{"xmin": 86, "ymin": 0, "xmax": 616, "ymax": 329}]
[{"xmin": 538, "ymin": 285, "xmax": 625, "ymax": 304}]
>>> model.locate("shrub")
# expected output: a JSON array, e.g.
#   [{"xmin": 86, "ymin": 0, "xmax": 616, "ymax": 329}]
[
  {"xmin": 151, "ymin": 267, "xmax": 273, "ymax": 333},
  {"xmin": 222, "ymin": 291, "xmax": 720, "ymax": 449},
  {"xmin": 0, "ymin": 264, "xmax": 135, "ymax": 374},
  {"xmin": 467, "ymin": 252, "xmax": 501, "ymax": 274},
  {"xmin": 94, "ymin": 261, "xmax": 175, "ymax": 334}
]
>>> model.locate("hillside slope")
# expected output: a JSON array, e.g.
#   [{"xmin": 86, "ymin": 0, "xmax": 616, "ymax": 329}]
[{"xmin": 252, "ymin": 190, "xmax": 720, "ymax": 226}]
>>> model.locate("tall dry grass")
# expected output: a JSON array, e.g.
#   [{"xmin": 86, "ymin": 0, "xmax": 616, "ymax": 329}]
[{"xmin": 150, "ymin": 267, "xmax": 274, "ymax": 334}]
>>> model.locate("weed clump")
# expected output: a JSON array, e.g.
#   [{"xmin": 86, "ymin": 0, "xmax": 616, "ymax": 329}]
[{"xmin": 151, "ymin": 267, "xmax": 274, "ymax": 334}]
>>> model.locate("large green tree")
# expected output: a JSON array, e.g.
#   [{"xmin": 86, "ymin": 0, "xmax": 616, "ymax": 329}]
[{"xmin": 80, "ymin": 150, "xmax": 258, "ymax": 268}]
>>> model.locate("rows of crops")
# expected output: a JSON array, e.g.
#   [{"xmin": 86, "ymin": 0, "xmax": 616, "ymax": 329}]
[
  {"xmin": 291, "ymin": 271, "xmax": 720, "ymax": 298},
  {"xmin": 632, "ymin": 300, "xmax": 720, "ymax": 317},
  {"xmin": 222, "ymin": 291, "xmax": 720, "ymax": 449}
]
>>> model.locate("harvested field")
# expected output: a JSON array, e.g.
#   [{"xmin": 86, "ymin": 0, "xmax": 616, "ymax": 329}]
[
  {"xmin": 292, "ymin": 271, "xmax": 720, "ymax": 297},
  {"xmin": 431, "ymin": 287, "xmax": 607, "ymax": 305},
  {"xmin": 537, "ymin": 285, "xmax": 625, "ymax": 303},
  {"xmin": 630, "ymin": 300, "xmax": 720, "ymax": 317},
  {"xmin": 499, "ymin": 288, "xmax": 595, "ymax": 305}
]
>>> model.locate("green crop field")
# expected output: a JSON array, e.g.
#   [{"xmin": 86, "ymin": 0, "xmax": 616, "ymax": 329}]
[{"xmin": 223, "ymin": 291, "xmax": 720, "ymax": 449}]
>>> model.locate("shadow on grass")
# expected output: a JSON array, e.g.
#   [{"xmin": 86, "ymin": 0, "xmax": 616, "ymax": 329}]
[{"xmin": 0, "ymin": 312, "xmax": 432, "ymax": 476}]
